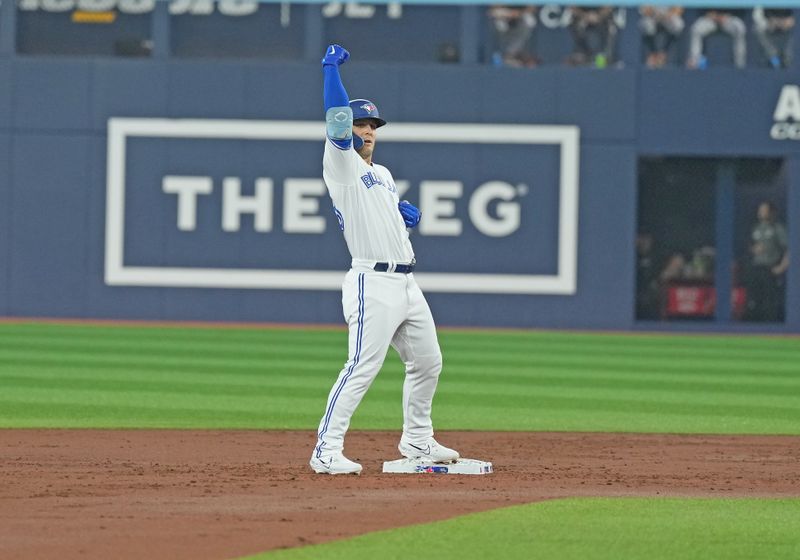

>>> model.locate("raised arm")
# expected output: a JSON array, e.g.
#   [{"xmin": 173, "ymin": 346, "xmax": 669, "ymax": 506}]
[{"xmin": 322, "ymin": 44, "xmax": 363, "ymax": 150}]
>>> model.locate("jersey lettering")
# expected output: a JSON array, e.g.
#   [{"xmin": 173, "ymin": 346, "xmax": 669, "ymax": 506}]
[{"xmin": 360, "ymin": 171, "xmax": 384, "ymax": 189}]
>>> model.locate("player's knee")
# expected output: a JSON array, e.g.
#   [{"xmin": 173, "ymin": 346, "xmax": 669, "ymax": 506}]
[{"xmin": 414, "ymin": 351, "xmax": 442, "ymax": 377}]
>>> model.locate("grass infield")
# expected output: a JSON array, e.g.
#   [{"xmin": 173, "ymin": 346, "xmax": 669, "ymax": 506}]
[
  {"xmin": 0, "ymin": 322, "xmax": 799, "ymax": 433},
  {"xmin": 246, "ymin": 497, "xmax": 800, "ymax": 560}
]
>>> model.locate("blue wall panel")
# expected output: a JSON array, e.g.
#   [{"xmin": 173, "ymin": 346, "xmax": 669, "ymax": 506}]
[
  {"xmin": 477, "ymin": 69, "xmax": 559, "ymax": 124},
  {"xmin": 556, "ymin": 69, "xmax": 637, "ymax": 141},
  {"xmin": 573, "ymin": 144, "xmax": 638, "ymax": 326},
  {"xmin": 9, "ymin": 134, "xmax": 90, "ymax": 315},
  {"xmin": 0, "ymin": 60, "xmax": 11, "ymax": 129},
  {"xmin": 397, "ymin": 65, "xmax": 484, "ymax": 123},
  {"xmin": 167, "ymin": 63, "xmax": 247, "ymax": 118},
  {"xmin": 0, "ymin": 133, "xmax": 10, "ymax": 314},
  {"xmin": 12, "ymin": 60, "xmax": 92, "ymax": 131},
  {"xmin": 639, "ymin": 70, "xmax": 800, "ymax": 155},
  {"xmin": 244, "ymin": 65, "xmax": 322, "ymax": 121},
  {"xmin": 91, "ymin": 60, "xmax": 170, "ymax": 130},
  {"xmin": 84, "ymin": 137, "xmax": 166, "ymax": 320}
]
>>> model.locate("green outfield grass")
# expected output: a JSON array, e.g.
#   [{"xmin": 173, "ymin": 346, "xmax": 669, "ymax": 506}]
[
  {"xmin": 246, "ymin": 497, "xmax": 800, "ymax": 560},
  {"xmin": 0, "ymin": 322, "xmax": 799, "ymax": 433}
]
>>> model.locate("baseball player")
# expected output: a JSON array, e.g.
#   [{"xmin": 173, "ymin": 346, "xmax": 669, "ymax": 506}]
[{"xmin": 310, "ymin": 44, "xmax": 459, "ymax": 474}]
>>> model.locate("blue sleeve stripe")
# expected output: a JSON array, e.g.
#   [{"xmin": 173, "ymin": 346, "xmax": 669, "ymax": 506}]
[{"xmin": 327, "ymin": 136, "xmax": 352, "ymax": 151}]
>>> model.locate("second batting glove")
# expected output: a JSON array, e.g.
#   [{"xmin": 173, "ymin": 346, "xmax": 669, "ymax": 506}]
[
  {"xmin": 322, "ymin": 44, "xmax": 350, "ymax": 67},
  {"xmin": 398, "ymin": 200, "xmax": 421, "ymax": 228}
]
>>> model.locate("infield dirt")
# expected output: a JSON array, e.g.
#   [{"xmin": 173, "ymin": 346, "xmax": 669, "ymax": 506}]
[{"xmin": 1, "ymin": 430, "xmax": 799, "ymax": 560}]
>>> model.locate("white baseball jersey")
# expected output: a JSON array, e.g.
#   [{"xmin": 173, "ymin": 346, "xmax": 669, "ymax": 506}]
[{"xmin": 322, "ymin": 138, "xmax": 415, "ymax": 264}]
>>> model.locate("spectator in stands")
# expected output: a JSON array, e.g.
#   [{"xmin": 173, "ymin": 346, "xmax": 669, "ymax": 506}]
[
  {"xmin": 743, "ymin": 201, "xmax": 789, "ymax": 322},
  {"xmin": 639, "ymin": 5, "xmax": 685, "ymax": 68},
  {"xmin": 566, "ymin": 6, "xmax": 618, "ymax": 68},
  {"xmin": 687, "ymin": 8, "xmax": 747, "ymax": 69},
  {"xmin": 659, "ymin": 252, "xmax": 687, "ymax": 284},
  {"xmin": 686, "ymin": 246, "xmax": 715, "ymax": 281},
  {"xmin": 753, "ymin": 7, "xmax": 795, "ymax": 69},
  {"xmin": 636, "ymin": 233, "xmax": 661, "ymax": 319},
  {"xmin": 488, "ymin": 5, "xmax": 540, "ymax": 68}
]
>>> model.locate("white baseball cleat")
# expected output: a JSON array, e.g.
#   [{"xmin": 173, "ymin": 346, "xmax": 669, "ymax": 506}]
[
  {"xmin": 309, "ymin": 452, "xmax": 363, "ymax": 475},
  {"xmin": 398, "ymin": 437, "xmax": 460, "ymax": 463}
]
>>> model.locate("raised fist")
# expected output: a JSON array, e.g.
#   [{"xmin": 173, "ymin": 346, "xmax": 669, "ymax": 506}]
[{"xmin": 322, "ymin": 44, "xmax": 350, "ymax": 67}]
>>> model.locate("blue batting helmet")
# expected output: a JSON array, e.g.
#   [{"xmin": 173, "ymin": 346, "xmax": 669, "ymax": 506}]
[{"xmin": 349, "ymin": 99, "xmax": 387, "ymax": 127}]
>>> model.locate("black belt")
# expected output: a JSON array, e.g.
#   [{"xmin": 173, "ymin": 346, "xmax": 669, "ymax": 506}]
[{"xmin": 374, "ymin": 261, "xmax": 415, "ymax": 274}]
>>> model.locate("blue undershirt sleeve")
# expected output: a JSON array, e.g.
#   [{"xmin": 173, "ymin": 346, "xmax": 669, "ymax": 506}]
[{"xmin": 323, "ymin": 64, "xmax": 349, "ymax": 112}]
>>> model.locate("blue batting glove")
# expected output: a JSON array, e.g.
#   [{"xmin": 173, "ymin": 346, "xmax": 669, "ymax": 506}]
[
  {"xmin": 398, "ymin": 200, "xmax": 421, "ymax": 228},
  {"xmin": 322, "ymin": 44, "xmax": 350, "ymax": 67}
]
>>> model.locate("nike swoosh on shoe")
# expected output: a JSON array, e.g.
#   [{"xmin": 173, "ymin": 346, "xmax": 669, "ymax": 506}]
[{"xmin": 408, "ymin": 443, "xmax": 431, "ymax": 455}]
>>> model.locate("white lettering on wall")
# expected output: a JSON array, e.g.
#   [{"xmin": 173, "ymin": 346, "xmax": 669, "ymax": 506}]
[
  {"xmin": 771, "ymin": 85, "xmax": 800, "ymax": 140},
  {"xmin": 162, "ymin": 175, "xmax": 213, "ymax": 232},
  {"xmin": 283, "ymin": 179, "xmax": 327, "ymax": 234},
  {"xmin": 162, "ymin": 176, "xmax": 525, "ymax": 237},
  {"xmin": 773, "ymin": 85, "xmax": 800, "ymax": 121},
  {"xmin": 469, "ymin": 181, "xmax": 522, "ymax": 237},
  {"xmin": 222, "ymin": 177, "xmax": 273, "ymax": 232},
  {"xmin": 419, "ymin": 181, "xmax": 463, "ymax": 236}
]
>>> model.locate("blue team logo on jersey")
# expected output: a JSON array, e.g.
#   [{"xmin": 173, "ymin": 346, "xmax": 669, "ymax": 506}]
[{"xmin": 361, "ymin": 172, "xmax": 384, "ymax": 189}]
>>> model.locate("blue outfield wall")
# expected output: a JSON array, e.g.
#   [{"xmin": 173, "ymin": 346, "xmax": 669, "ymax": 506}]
[{"xmin": 0, "ymin": 56, "xmax": 798, "ymax": 331}]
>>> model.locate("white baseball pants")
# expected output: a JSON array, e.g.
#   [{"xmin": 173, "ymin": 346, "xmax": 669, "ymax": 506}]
[{"xmin": 313, "ymin": 266, "xmax": 443, "ymax": 458}]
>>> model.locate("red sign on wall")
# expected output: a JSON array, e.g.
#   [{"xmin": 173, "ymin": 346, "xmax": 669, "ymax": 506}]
[{"xmin": 664, "ymin": 283, "xmax": 746, "ymax": 318}]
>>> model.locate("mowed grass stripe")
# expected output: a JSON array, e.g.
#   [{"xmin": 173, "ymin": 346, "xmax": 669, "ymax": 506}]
[
  {"xmin": 0, "ymin": 400, "xmax": 320, "ymax": 429},
  {"xmin": 440, "ymin": 330, "xmax": 800, "ymax": 352},
  {"xmin": 4, "ymin": 325, "xmax": 798, "ymax": 369},
  {"xmin": 0, "ymin": 323, "xmax": 798, "ymax": 433},
  {"xmin": 0, "ymin": 323, "xmax": 347, "ymax": 347},
  {"xmin": 0, "ymin": 375, "xmax": 333, "ymax": 401},
  {"xmin": 427, "ymin": 406, "xmax": 800, "ymax": 434},
  {"xmin": 0, "ymin": 331, "xmax": 346, "ymax": 356},
  {"xmin": 448, "ymin": 365, "xmax": 800, "ymax": 392},
  {"xmin": 5, "ymin": 369, "xmax": 793, "ymax": 417},
  {"xmin": 0, "ymin": 340, "xmax": 344, "ymax": 362},
  {"xmin": 5, "ymin": 322, "xmax": 798, "ymax": 354},
  {"xmin": 3, "ymin": 371, "xmax": 794, "ymax": 420},
  {"xmin": 442, "ymin": 339, "xmax": 800, "ymax": 363},
  {"xmin": 0, "ymin": 385, "xmax": 323, "ymax": 414},
  {"xmin": 449, "ymin": 360, "xmax": 800, "ymax": 384},
  {"xmin": 3, "ymin": 338, "xmax": 797, "ymax": 378},
  {"xmin": 453, "ymin": 352, "xmax": 798, "ymax": 372},
  {"xmin": 0, "ymin": 349, "xmax": 336, "ymax": 371},
  {"xmin": 6, "ymin": 359, "xmax": 798, "ymax": 399}
]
